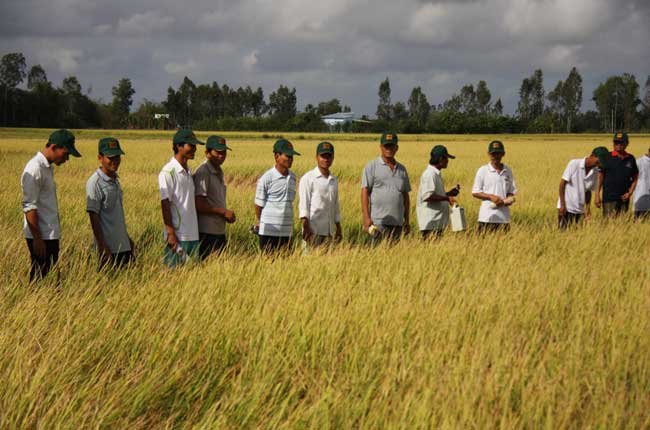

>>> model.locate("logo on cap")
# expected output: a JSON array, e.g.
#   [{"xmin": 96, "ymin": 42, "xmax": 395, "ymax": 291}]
[
  {"xmin": 287, "ymin": 142, "xmax": 293, "ymax": 149},
  {"xmin": 322, "ymin": 143, "xmax": 331, "ymax": 149},
  {"xmin": 219, "ymin": 138, "xmax": 225, "ymax": 144},
  {"xmin": 108, "ymin": 141, "xmax": 118, "ymax": 149},
  {"xmin": 386, "ymin": 134, "xmax": 393, "ymax": 140},
  {"xmin": 616, "ymin": 133, "xmax": 623, "ymax": 139}
]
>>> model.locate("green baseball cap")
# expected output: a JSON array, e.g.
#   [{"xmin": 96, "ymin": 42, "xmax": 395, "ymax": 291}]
[
  {"xmin": 316, "ymin": 141, "xmax": 334, "ymax": 155},
  {"xmin": 98, "ymin": 137, "xmax": 125, "ymax": 157},
  {"xmin": 173, "ymin": 129, "xmax": 204, "ymax": 146},
  {"xmin": 273, "ymin": 139, "xmax": 301, "ymax": 156},
  {"xmin": 613, "ymin": 132, "xmax": 629, "ymax": 144},
  {"xmin": 488, "ymin": 140, "xmax": 505, "ymax": 153},
  {"xmin": 380, "ymin": 132, "xmax": 398, "ymax": 146},
  {"xmin": 430, "ymin": 145, "xmax": 455, "ymax": 159},
  {"xmin": 48, "ymin": 129, "xmax": 81, "ymax": 157},
  {"xmin": 206, "ymin": 135, "xmax": 231, "ymax": 151},
  {"xmin": 592, "ymin": 146, "xmax": 610, "ymax": 167}
]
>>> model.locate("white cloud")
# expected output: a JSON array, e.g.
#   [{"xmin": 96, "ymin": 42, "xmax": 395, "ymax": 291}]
[
  {"xmin": 542, "ymin": 45, "xmax": 584, "ymax": 71},
  {"xmin": 36, "ymin": 45, "xmax": 84, "ymax": 73},
  {"xmin": 164, "ymin": 60, "xmax": 198, "ymax": 76},
  {"xmin": 117, "ymin": 10, "xmax": 175, "ymax": 36},
  {"xmin": 402, "ymin": 3, "xmax": 452, "ymax": 45},
  {"xmin": 242, "ymin": 50, "xmax": 259, "ymax": 72},
  {"xmin": 93, "ymin": 24, "xmax": 112, "ymax": 35}
]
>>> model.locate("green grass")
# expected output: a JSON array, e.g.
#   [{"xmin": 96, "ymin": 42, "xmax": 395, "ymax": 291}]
[{"xmin": 1, "ymin": 128, "xmax": 649, "ymax": 428}]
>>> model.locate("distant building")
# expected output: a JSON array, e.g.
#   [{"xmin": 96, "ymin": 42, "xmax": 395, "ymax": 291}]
[{"xmin": 321, "ymin": 112, "xmax": 371, "ymax": 127}]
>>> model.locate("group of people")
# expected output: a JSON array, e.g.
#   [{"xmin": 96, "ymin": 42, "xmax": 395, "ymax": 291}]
[{"xmin": 21, "ymin": 129, "xmax": 650, "ymax": 281}]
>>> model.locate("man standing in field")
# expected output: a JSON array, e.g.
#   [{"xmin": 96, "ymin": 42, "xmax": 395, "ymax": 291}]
[
  {"xmin": 159, "ymin": 129, "xmax": 204, "ymax": 267},
  {"xmin": 21, "ymin": 129, "xmax": 81, "ymax": 282},
  {"xmin": 255, "ymin": 139, "xmax": 300, "ymax": 252},
  {"xmin": 361, "ymin": 132, "xmax": 411, "ymax": 243},
  {"xmin": 86, "ymin": 137, "xmax": 134, "ymax": 268},
  {"xmin": 557, "ymin": 146, "xmax": 609, "ymax": 229},
  {"xmin": 632, "ymin": 145, "xmax": 650, "ymax": 219},
  {"xmin": 595, "ymin": 132, "xmax": 638, "ymax": 217},
  {"xmin": 471, "ymin": 140, "xmax": 517, "ymax": 232},
  {"xmin": 298, "ymin": 141, "xmax": 342, "ymax": 247},
  {"xmin": 193, "ymin": 135, "xmax": 236, "ymax": 260},
  {"xmin": 416, "ymin": 145, "xmax": 460, "ymax": 239}
]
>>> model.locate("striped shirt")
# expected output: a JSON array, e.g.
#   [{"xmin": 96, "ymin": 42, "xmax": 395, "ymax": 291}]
[{"xmin": 255, "ymin": 167, "xmax": 296, "ymax": 237}]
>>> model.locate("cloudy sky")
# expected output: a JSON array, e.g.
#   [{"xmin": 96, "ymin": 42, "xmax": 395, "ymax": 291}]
[{"xmin": 1, "ymin": 0, "xmax": 649, "ymax": 116}]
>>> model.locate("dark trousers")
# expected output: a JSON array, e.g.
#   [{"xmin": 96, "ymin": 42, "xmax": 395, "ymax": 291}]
[
  {"xmin": 602, "ymin": 200, "xmax": 629, "ymax": 218},
  {"xmin": 259, "ymin": 235, "xmax": 291, "ymax": 252},
  {"xmin": 477, "ymin": 222, "xmax": 510, "ymax": 233},
  {"xmin": 370, "ymin": 225, "xmax": 403, "ymax": 245},
  {"xmin": 421, "ymin": 229, "xmax": 443, "ymax": 240},
  {"xmin": 634, "ymin": 210, "xmax": 649, "ymax": 220},
  {"xmin": 199, "ymin": 233, "xmax": 227, "ymax": 260},
  {"xmin": 99, "ymin": 251, "xmax": 134, "ymax": 270},
  {"xmin": 558, "ymin": 212, "xmax": 583, "ymax": 229},
  {"xmin": 26, "ymin": 239, "xmax": 59, "ymax": 282}
]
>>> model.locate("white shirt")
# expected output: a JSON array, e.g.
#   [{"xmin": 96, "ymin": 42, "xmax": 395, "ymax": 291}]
[
  {"xmin": 21, "ymin": 152, "xmax": 60, "ymax": 240},
  {"xmin": 255, "ymin": 167, "xmax": 296, "ymax": 237},
  {"xmin": 158, "ymin": 157, "xmax": 199, "ymax": 241},
  {"xmin": 416, "ymin": 165, "xmax": 449, "ymax": 231},
  {"xmin": 556, "ymin": 158, "xmax": 599, "ymax": 214},
  {"xmin": 633, "ymin": 155, "xmax": 650, "ymax": 212},
  {"xmin": 298, "ymin": 167, "xmax": 341, "ymax": 236},
  {"xmin": 472, "ymin": 163, "xmax": 517, "ymax": 223}
]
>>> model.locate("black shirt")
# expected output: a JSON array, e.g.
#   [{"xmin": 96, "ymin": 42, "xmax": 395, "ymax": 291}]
[{"xmin": 603, "ymin": 151, "xmax": 639, "ymax": 202}]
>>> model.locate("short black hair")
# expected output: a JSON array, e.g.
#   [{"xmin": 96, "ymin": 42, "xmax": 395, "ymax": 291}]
[
  {"xmin": 173, "ymin": 142, "xmax": 184, "ymax": 154},
  {"xmin": 430, "ymin": 155, "xmax": 443, "ymax": 166}
]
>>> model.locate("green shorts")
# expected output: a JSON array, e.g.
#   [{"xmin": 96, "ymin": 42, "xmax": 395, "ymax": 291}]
[{"xmin": 163, "ymin": 240, "xmax": 200, "ymax": 268}]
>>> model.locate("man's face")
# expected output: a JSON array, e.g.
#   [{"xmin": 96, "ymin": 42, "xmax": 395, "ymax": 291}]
[
  {"xmin": 99, "ymin": 154, "xmax": 121, "ymax": 174},
  {"xmin": 275, "ymin": 152, "xmax": 293, "ymax": 169},
  {"xmin": 489, "ymin": 151, "xmax": 504, "ymax": 163},
  {"xmin": 51, "ymin": 145, "xmax": 70, "ymax": 165},
  {"xmin": 439, "ymin": 156, "xmax": 449, "ymax": 169},
  {"xmin": 614, "ymin": 141, "xmax": 627, "ymax": 153},
  {"xmin": 586, "ymin": 154, "xmax": 599, "ymax": 168},
  {"xmin": 207, "ymin": 149, "xmax": 227, "ymax": 167},
  {"xmin": 380, "ymin": 143, "xmax": 398, "ymax": 159},
  {"xmin": 317, "ymin": 152, "xmax": 333, "ymax": 170},
  {"xmin": 179, "ymin": 143, "xmax": 197, "ymax": 159}
]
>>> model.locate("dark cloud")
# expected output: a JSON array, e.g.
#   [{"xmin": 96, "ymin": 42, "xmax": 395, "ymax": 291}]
[{"xmin": 0, "ymin": 0, "xmax": 648, "ymax": 115}]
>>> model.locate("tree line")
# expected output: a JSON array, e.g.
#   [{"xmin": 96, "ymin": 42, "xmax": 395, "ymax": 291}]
[{"xmin": 1, "ymin": 51, "xmax": 649, "ymax": 133}]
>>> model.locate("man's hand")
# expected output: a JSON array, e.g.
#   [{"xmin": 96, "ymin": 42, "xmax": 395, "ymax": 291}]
[
  {"xmin": 558, "ymin": 205, "xmax": 567, "ymax": 217},
  {"xmin": 335, "ymin": 224, "xmax": 342, "ymax": 243},
  {"xmin": 224, "ymin": 209, "xmax": 236, "ymax": 223},
  {"xmin": 621, "ymin": 192, "xmax": 631, "ymax": 202},
  {"xmin": 166, "ymin": 231, "xmax": 179, "ymax": 250},
  {"xmin": 448, "ymin": 196, "xmax": 457, "ymax": 206},
  {"xmin": 32, "ymin": 238, "xmax": 46, "ymax": 259},
  {"xmin": 403, "ymin": 223, "xmax": 411, "ymax": 235},
  {"xmin": 490, "ymin": 195, "xmax": 504, "ymax": 207},
  {"xmin": 363, "ymin": 217, "xmax": 373, "ymax": 232},
  {"xmin": 595, "ymin": 196, "xmax": 602, "ymax": 208},
  {"xmin": 302, "ymin": 220, "xmax": 314, "ymax": 241},
  {"xmin": 447, "ymin": 186, "xmax": 460, "ymax": 197}
]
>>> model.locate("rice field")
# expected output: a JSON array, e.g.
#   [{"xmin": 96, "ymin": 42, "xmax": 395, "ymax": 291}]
[{"xmin": 1, "ymin": 128, "xmax": 649, "ymax": 429}]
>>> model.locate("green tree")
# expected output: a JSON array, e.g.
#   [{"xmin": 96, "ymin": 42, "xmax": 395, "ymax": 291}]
[
  {"xmin": 268, "ymin": 85, "xmax": 297, "ymax": 121},
  {"xmin": 111, "ymin": 78, "xmax": 136, "ymax": 127},
  {"xmin": 407, "ymin": 86, "xmax": 430, "ymax": 130},
  {"xmin": 493, "ymin": 98, "xmax": 503, "ymax": 115},
  {"xmin": 316, "ymin": 99, "xmax": 343, "ymax": 116},
  {"xmin": 27, "ymin": 65, "xmax": 48, "ymax": 90},
  {"xmin": 593, "ymin": 74, "xmax": 640, "ymax": 131},
  {"xmin": 476, "ymin": 80, "xmax": 492, "ymax": 113},
  {"xmin": 376, "ymin": 77, "xmax": 392, "ymax": 122},
  {"xmin": 0, "ymin": 52, "xmax": 27, "ymax": 125},
  {"xmin": 517, "ymin": 69, "xmax": 545, "ymax": 127}
]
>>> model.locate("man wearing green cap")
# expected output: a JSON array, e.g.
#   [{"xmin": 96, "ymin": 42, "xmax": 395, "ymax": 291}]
[
  {"xmin": 86, "ymin": 137, "xmax": 134, "ymax": 268},
  {"xmin": 193, "ymin": 135, "xmax": 235, "ymax": 259},
  {"xmin": 159, "ymin": 129, "xmax": 204, "ymax": 267},
  {"xmin": 361, "ymin": 132, "xmax": 412, "ymax": 243},
  {"xmin": 416, "ymin": 145, "xmax": 460, "ymax": 238},
  {"xmin": 254, "ymin": 139, "xmax": 300, "ymax": 252},
  {"xmin": 595, "ymin": 132, "xmax": 639, "ymax": 217},
  {"xmin": 557, "ymin": 147, "xmax": 608, "ymax": 229},
  {"xmin": 632, "ymin": 145, "xmax": 650, "ymax": 219},
  {"xmin": 21, "ymin": 129, "xmax": 81, "ymax": 281},
  {"xmin": 471, "ymin": 140, "xmax": 517, "ymax": 232},
  {"xmin": 298, "ymin": 141, "xmax": 342, "ymax": 246}
]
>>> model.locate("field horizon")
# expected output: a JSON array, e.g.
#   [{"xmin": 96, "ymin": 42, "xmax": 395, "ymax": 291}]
[{"xmin": 1, "ymin": 128, "xmax": 649, "ymax": 428}]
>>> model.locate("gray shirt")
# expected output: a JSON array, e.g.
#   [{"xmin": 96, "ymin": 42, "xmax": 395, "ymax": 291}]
[
  {"xmin": 361, "ymin": 156, "xmax": 411, "ymax": 226},
  {"xmin": 193, "ymin": 161, "xmax": 227, "ymax": 235},
  {"xmin": 21, "ymin": 152, "xmax": 60, "ymax": 240},
  {"xmin": 86, "ymin": 169, "xmax": 131, "ymax": 253}
]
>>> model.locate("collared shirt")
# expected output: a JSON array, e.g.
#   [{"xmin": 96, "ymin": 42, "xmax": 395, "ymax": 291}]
[
  {"xmin": 416, "ymin": 165, "xmax": 449, "ymax": 231},
  {"xmin": 472, "ymin": 163, "xmax": 517, "ymax": 223},
  {"xmin": 21, "ymin": 152, "xmax": 60, "ymax": 239},
  {"xmin": 602, "ymin": 151, "xmax": 639, "ymax": 202},
  {"xmin": 298, "ymin": 166, "xmax": 341, "ymax": 236},
  {"xmin": 158, "ymin": 157, "xmax": 199, "ymax": 241},
  {"xmin": 633, "ymin": 155, "xmax": 650, "ymax": 211},
  {"xmin": 86, "ymin": 168, "xmax": 131, "ymax": 253},
  {"xmin": 193, "ymin": 160, "xmax": 227, "ymax": 235},
  {"xmin": 361, "ymin": 157, "xmax": 411, "ymax": 226},
  {"xmin": 556, "ymin": 158, "xmax": 599, "ymax": 214},
  {"xmin": 255, "ymin": 167, "xmax": 296, "ymax": 237}
]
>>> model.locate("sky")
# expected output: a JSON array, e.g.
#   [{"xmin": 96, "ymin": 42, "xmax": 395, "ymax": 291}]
[{"xmin": 1, "ymin": 0, "xmax": 649, "ymax": 116}]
